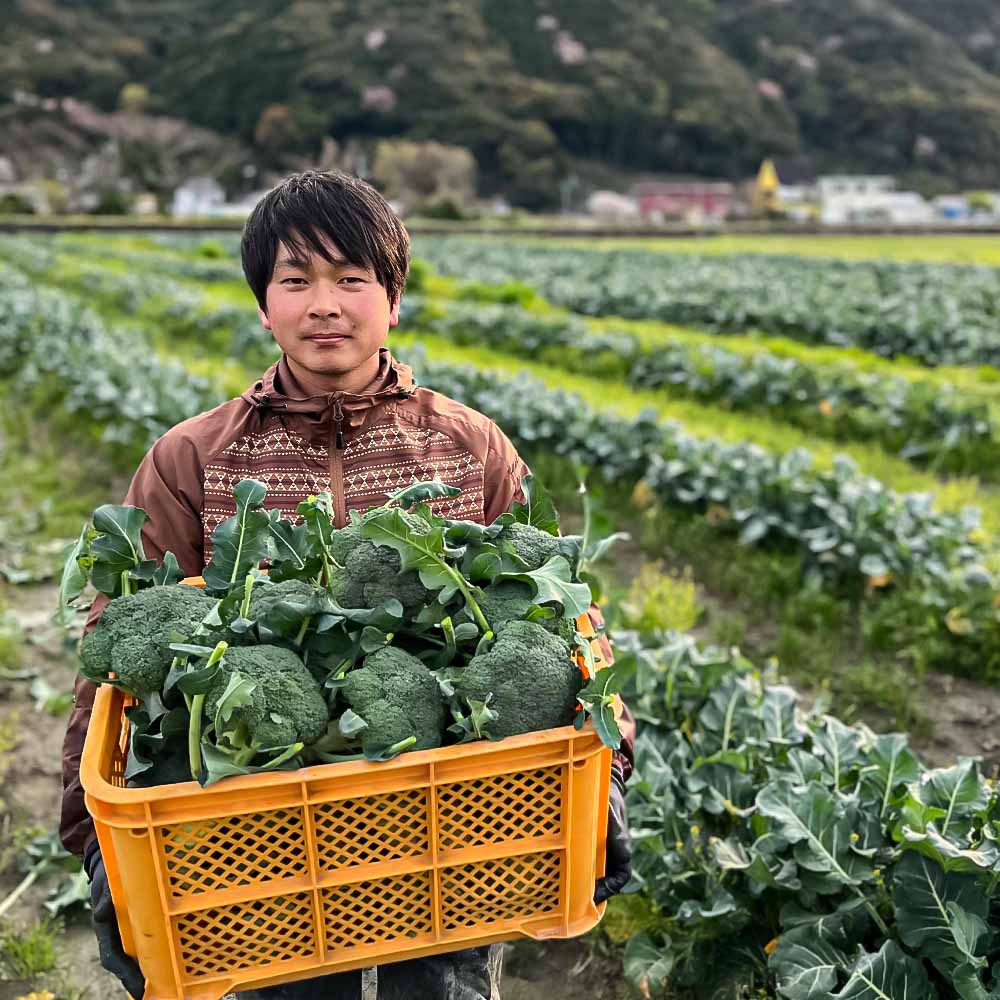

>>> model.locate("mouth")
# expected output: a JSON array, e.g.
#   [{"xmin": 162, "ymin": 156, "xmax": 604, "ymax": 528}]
[{"xmin": 306, "ymin": 332, "xmax": 351, "ymax": 345}]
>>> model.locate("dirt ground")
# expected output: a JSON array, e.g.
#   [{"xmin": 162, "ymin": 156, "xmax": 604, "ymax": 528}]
[{"xmin": 3, "ymin": 580, "xmax": 1000, "ymax": 999}]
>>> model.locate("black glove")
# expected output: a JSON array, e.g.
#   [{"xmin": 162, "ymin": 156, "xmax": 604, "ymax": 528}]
[
  {"xmin": 594, "ymin": 763, "xmax": 632, "ymax": 904},
  {"xmin": 85, "ymin": 842, "xmax": 146, "ymax": 1000}
]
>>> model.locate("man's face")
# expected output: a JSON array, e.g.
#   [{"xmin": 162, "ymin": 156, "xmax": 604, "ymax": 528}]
[{"xmin": 259, "ymin": 235, "xmax": 400, "ymax": 385}]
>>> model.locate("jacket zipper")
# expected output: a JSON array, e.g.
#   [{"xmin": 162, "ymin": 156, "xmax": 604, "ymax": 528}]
[{"xmin": 330, "ymin": 395, "xmax": 347, "ymax": 528}]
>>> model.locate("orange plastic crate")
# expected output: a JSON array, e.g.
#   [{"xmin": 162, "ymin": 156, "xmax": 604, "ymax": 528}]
[{"xmin": 81, "ymin": 680, "xmax": 612, "ymax": 999}]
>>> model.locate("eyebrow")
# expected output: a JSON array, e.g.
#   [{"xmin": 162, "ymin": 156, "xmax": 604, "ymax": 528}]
[{"xmin": 274, "ymin": 254, "xmax": 354, "ymax": 272}]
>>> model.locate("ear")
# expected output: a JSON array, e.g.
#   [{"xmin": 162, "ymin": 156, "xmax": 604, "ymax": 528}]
[
  {"xmin": 258, "ymin": 304, "xmax": 272, "ymax": 330},
  {"xmin": 388, "ymin": 296, "xmax": 401, "ymax": 328}
]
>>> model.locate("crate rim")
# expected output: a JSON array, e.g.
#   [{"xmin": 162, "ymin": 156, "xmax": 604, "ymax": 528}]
[{"xmin": 81, "ymin": 682, "xmax": 608, "ymax": 808}]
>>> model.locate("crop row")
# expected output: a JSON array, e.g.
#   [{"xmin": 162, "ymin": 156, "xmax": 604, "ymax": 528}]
[
  {"xmin": 412, "ymin": 237, "xmax": 1000, "ymax": 368},
  {"xmin": 0, "ymin": 262, "xmax": 214, "ymax": 463},
  {"xmin": 400, "ymin": 296, "xmax": 999, "ymax": 476}
]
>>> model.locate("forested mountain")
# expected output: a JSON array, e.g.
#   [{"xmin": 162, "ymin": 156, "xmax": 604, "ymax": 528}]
[{"xmin": 3, "ymin": 0, "xmax": 1000, "ymax": 206}]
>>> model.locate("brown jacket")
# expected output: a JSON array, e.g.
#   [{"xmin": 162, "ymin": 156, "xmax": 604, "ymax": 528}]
[{"xmin": 60, "ymin": 349, "xmax": 634, "ymax": 860}]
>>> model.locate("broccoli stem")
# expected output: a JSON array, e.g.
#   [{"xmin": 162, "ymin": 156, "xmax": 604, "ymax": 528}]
[
  {"xmin": 260, "ymin": 742, "xmax": 305, "ymax": 769},
  {"xmin": 294, "ymin": 616, "xmax": 312, "ymax": 647},
  {"xmin": 120, "ymin": 568, "xmax": 133, "ymax": 598},
  {"xmin": 188, "ymin": 641, "xmax": 229, "ymax": 781},
  {"xmin": 442, "ymin": 566, "xmax": 493, "ymax": 638},
  {"xmin": 240, "ymin": 571, "xmax": 256, "ymax": 619}
]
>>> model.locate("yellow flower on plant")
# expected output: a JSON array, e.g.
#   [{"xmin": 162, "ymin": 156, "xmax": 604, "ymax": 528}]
[{"xmin": 17, "ymin": 992, "xmax": 56, "ymax": 1000}]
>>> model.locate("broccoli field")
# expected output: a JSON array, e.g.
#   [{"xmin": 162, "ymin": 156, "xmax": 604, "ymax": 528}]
[{"xmin": 4, "ymin": 231, "xmax": 1000, "ymax": 998}]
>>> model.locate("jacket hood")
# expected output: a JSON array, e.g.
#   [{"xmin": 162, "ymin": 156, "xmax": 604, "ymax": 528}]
[{"xmin": 241, "ymin": 348, "xmax": 416, "ymax": 440}]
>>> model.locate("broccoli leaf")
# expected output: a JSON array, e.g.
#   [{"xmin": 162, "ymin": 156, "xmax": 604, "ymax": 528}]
[
  {"xmin": 338, "ymin": 709, "xmax": 369, "ymax": 736},
  {"xmin": 200, "ymin": 742, "xmax": 304, "ymax": 786},
  {"xmin": 576, "ymin": 661, "xmax": 633, "ymax": 749},
  {"xmin": 388, "ymin": 480, "xmax": 462, "ymax": 509},
  {"xmin": 89, "ymin": 504, "xmax": 148, "ymax": 596},
  {"xmin": 360, "ymin": 509, "xmax": 480, "ymax": 613},
  {"xmin": 444, "ymin": 520, "xmax": 507, "ymax": 547},
  {"xmin": 203, "ymin": 479, "xmax": 270, "ymax": 592},
  {"xmin": 266, "ymin": 513, "xmax": 321, "ymax": 581},
  {"xmin": 449, "ymin": 697, "xmax": 499, "ymax": 743},
  {"xmin": 56, "ymin": 523, "xmax": 92, "ymax": 627},
  {"xmin": 152, "ymin": 553, "xmax": 185, "ymax": 586},
  {"xmin": 508, "ymin": 474, "xmax": 560, "ymax": 535},
  {"xmin": 360, "ymin": 626, "xmax": 392, "ymax": 652},
  {"xmin": 212, "ymin": 672, "xmax": 258, "ymax": 735},
  {"xmin": 131, "ymin": 551, "xmax": 185, "ymax": 587},
  {"xmin": 496, "ymin": 555, "xmax": 592, "ymax": 618}
]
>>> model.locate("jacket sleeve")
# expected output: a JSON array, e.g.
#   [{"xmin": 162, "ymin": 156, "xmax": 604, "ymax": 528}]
[
  {"xmin": 60, "ymin": 434, "xmax": 205, "ymax": 861},
  {"xmin": 482, "ymin": 420, "xmax": 531, "ymax": 523}
]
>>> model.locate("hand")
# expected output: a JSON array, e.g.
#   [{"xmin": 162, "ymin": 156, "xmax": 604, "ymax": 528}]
[
  {"xmin": 594, "ymin": 763, "xmax": 632, "ymax": 905},
  {"xmin": 86, "ymin": 844, "xmax": 146, "ymax": 999}
]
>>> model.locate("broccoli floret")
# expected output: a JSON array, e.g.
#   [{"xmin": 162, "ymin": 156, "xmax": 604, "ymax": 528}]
[
  {"xmin": 204, "ymin": 645, "xmax": 329, "ymax": 750},
  {"xmin": 458, "ymin": 620, "xmax": 581, "ymax": 740},
  {"xmin": 495, "ymin": 523, "xmax": 564, "ymax": 571},
  {"xmin": 247, "ymin": 578, "xmax": 324, "ymax": 621},
  {"xmin": 474, "ymin": 580, "xmax": 534, "ymax": 631},
  {"xmin": 79, "ymin": 585, "xmax": 215, "ymax": 697},
  {"xmin": 342, "ymin": 646, "xmax": 444, "ymax": 754},
  {"xmin": 546, "ymin": 615, "xmax": 578, "ymax": 646},
  {"xmin": 328, "ymin": 511, "xmax": 435, "ymax": 615}
]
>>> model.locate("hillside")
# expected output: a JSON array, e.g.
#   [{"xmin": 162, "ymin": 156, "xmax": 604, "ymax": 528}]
[{"xmin": 3, "ymin": 0, "xmax": 1000, "ymax": 206}]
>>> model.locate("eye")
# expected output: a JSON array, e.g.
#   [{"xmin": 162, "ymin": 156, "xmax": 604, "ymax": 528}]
[
  {"xmin": 341, "ymin": 275, "xmax": 366, "ymax": 285},
  {"xmin": 281, "ymin": 277, "xmax": 306, "ymax": 285}
]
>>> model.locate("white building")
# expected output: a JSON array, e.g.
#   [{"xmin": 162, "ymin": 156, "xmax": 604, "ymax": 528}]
[
  {"xmin": 818, "ymin": 175, "xmax": 934, "ymax": 226},
  {"xmin": 171, "ymin": 177, "xmax": 225, "ymax": 217}
]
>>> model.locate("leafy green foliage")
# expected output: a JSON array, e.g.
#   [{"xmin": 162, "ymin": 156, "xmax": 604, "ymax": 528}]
[{"xmin": 614, "ymin": 628, "xmax": 1000, "ymax": 998}]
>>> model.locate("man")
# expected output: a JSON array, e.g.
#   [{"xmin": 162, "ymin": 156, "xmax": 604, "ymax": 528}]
[{"xmin": 60, "ymin": 170, "xmax": 633, "ymax": 999}]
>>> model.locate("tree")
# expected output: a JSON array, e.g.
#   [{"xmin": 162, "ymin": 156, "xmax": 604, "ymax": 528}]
[
  {"xmin": 254, "ymin": 104, "xmax": 303, "ymax": 153},
  {"xmin": 371, "ymin": 140, "xmax": 477, "ymax": 212}
]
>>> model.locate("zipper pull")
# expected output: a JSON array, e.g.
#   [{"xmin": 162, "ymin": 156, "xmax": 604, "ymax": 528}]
[{"xmin": 333, "ymin": 397, "xmax": 344, "ymax": 450}]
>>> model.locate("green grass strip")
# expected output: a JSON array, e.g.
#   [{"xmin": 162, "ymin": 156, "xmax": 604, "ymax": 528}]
[{"xmin": 543, "ymin": 233, "xmax": 1000, "ymax": 267}]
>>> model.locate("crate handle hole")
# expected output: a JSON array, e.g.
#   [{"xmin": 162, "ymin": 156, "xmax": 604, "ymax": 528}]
[
  {"xmin": 572, "ymin": 760, "xmax": 588, "ymax": 770},
  {"xmin": 129, "ymin": 829, "xmax": 146, "ymax": 839}
]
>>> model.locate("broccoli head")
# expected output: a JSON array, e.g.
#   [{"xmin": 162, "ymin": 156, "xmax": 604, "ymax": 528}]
[
  {"xmin": 342, "ymin": 646, "xmax": 444, "ymax": 755},
  {"xmin": 247, "ymin": 578, "xmax": 325, "ymax": 621},
  {"xmin": 79, "ymin": 585, "xmax": 215, "ymax": 698},
  {"xmin": 328, "ymin": 511, "xmax": 435, "ymax": 615},
  {"xmin": 204, "ymin": 645, "xmax": 329, "ymax": 751},
  {"xmin": 458, "ymin": 620, "xmax": 581, "ymax": 740},
  {"xmin": 495, "ymin": 522, "xmax": 565, "ymax": 571},
  {"xmin": 462, "ymin": 580, "xmax": 578, "ymax": 645}
]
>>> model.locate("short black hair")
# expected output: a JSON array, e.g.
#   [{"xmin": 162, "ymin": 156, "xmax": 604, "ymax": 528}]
[{"xmin": 240, "ymin": 169, "xmax": 410, "ymax": 313}]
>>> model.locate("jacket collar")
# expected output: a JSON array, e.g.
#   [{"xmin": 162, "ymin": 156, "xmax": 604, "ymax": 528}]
[{"xmin": 241, "ymin": 348, "xmax": 415, "ymax": 440}]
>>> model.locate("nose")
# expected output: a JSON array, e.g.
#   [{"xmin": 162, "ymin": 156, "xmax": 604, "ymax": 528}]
[{"xmin": 307, "ymin": 281, "xmax": 343, "ymax": 318}]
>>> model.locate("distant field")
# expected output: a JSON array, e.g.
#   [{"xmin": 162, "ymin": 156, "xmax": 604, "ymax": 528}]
[{"xmin": 552, "ymin": 233, "xmax": 1000, "ymax": 265}]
